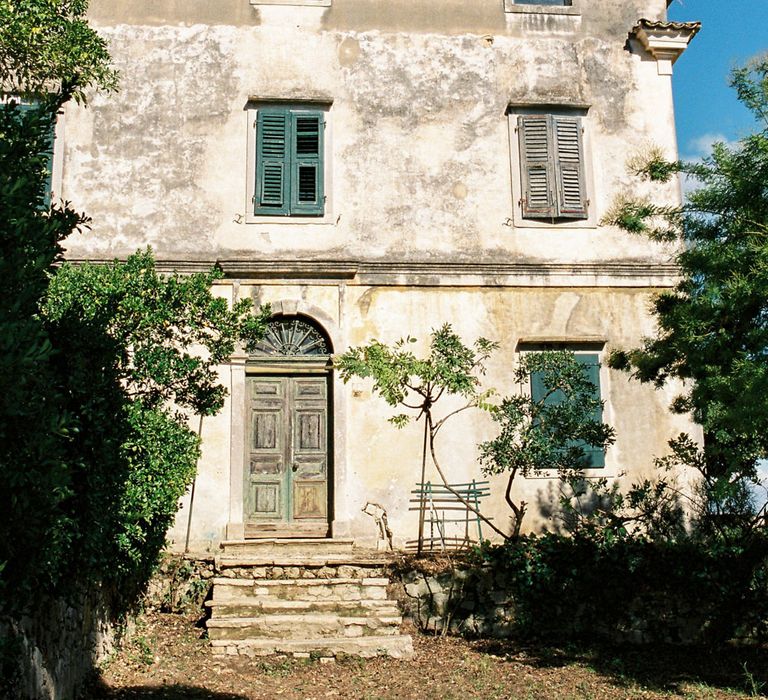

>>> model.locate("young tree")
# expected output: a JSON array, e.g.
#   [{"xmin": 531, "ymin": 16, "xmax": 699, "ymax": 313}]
[
  {"xmin": 478, "ymin": 351, "xmax": 615, "ymax": 537},
  {"xmin": 337, "ymin": 331, "xmax": 615, "ymax": 540},
  {"xmin": 336, "ymin": 325, "xmax": 506, "ymax": 540},
  {"xmin": 605, "ymin": 56, "xmax": 768, "ymax": 536}
]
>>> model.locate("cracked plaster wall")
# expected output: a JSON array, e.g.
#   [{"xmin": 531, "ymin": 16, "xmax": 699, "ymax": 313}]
[
  {"xmin": 56, "ymin": 0, "xmax": 698, "ymax": 546},
  {"xmin": 63, "ymin": 0, "xmax": 678, "ymax": 265}
]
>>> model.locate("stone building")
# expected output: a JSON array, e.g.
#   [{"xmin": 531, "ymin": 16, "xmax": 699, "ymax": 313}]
[{"xmin": 61, "ymin": 0, "xmax": 699, "ymax": 552}]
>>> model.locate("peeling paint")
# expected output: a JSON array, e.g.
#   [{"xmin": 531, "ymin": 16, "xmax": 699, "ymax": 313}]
[{"xmin": 63, "ymin": 0, "xmax": 695, "ymax": 547}]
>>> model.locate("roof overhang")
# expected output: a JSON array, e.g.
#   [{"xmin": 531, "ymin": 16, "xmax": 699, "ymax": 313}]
[{"xmin": 630, "ymin": 19, "xmax": 700, "ymax": 75}]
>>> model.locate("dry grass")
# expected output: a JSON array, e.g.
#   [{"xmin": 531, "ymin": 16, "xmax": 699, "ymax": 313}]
[{"xmin": 83, "ymin": 611, "xmax": 768, "ymax": 699}]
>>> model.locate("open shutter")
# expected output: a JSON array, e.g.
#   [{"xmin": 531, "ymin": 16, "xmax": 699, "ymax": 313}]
[
  {"xmin": 290, "ymin": 111, "xmax": 324, "ymax": 216},
  {"xmin": 518, "ymin": 115, "xmax": 555, "ymax": 219},
  {"xmin": 255, "ymin": 109, "xmax": 289, "ymax": 215},
  {"xmin": 553, "ymin": 116, "xmax": 587, "ymax": 219}
]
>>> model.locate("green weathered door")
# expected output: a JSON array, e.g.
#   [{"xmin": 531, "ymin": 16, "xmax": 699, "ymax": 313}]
[{"xmin": 245, "ymin": 375, "xmax": 329, "ymax": 536}]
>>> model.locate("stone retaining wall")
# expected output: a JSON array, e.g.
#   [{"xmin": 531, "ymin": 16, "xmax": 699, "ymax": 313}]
[
  {"xmin": 219, "ymin": 563, "xmax": 389, "ymax": 581},
  {"xmin": 395, "ymin": 564, "xmax": 515, "ymax": 638},
  {"xmin": 0, "ymin": 588, "xmax": 115, "ymax": 700},
  {"xmin": 392, "ymin": 560, "xmax": 762, "ymax": 645}
]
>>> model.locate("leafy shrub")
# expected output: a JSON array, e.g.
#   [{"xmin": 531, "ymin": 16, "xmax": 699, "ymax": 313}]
[
  {"xmin": 473, "ymin": 534, "xmax": 768, "ymax": 644},
  {"xmin": 0, "ymin": 251, "xmax": 267, "ymax": 615}
]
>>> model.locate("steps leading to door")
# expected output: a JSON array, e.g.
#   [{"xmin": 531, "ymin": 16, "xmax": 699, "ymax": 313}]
[
  {"xmin": 208, "ymin": 540, "xmax": 413, "ymax": 659},
  {"xmin": 220, "ymin": 538, "xmax": 354, "ymax": 558}
]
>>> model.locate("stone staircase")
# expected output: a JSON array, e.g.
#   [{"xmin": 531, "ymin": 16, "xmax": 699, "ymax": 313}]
[{"xmin": 207, "ymin": 539, "xmax": 414, "ymax": 659}]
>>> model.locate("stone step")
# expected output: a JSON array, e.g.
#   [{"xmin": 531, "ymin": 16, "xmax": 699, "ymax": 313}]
[
  {"xmin": 212, "ymin": 577, "xmax": 390, "ymax": 603},
  {"xmin": 210, "ymin": 634, "xmax": 414, "ymax": 659},
  {"xmin": 206, "ymin": 598, "xmax": 400, "ymax": 619},
  {"xmin": 216, "ymin": 556, "xmax": 387, "ymax": 570},
  {"xmin": 220, "ymin": 539, "xmax": 355, "ymax": 558},
  {"xmin": 206, "ymin": 613, "xmax": 403, "ymax": 641}
]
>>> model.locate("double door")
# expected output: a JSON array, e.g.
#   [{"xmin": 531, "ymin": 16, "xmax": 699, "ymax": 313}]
[{"xmin": 245, "ymin": 375, "xmax": 329, "ymax": 537}]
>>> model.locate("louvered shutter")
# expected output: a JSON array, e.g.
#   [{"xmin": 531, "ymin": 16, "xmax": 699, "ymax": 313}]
[
  {"xmin": 8, "ymin": 101, "xmax": 56, "ymax": 207},
  {"xmin": 553, "ymin": 116, "xmax": 587, "ymax": 219},
  {"xmin": 290, "ymin": 111, "xmax": 324, "ymax": 216},
  {"xmin": 518, "ymin": 115, "xmax": 555, "ymax": 219},
  {"xmin": 255, "ymin": 109, "xmax": 289, "ymax": 215}
]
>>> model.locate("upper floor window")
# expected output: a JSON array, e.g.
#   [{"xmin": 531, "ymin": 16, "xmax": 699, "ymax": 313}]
[
  {"xmin": 1, "ymin": 97, "xmax": 59, "ymax": 208},
  {"xmin": 515, "ymin": 113, "xmax": 588, "ymax": 221},
  {"xmin": 253, "ymin": 107, "xmax": 325, "ymax": 217}
]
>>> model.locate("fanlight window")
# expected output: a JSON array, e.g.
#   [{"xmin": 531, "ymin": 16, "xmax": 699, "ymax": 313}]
[{"xmin": 252, "ymin": 317, "xmax": 330, "ymax": 356}]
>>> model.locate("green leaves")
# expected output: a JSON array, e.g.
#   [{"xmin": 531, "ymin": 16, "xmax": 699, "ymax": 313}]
[
  {"xmin": 605, "ymin": 56, "xmax": 768, "ymax": 533},
  {"xmin": 336, "ymin": 324, "xmax": 498, "ymax": 416},
  {"xmin": 44, "ymin": 250, "xmax": 270, "ymax": 417},
  {"xmin": 479, "ymin": 351, "xmax": 615, "ymax": 479},
  {"xmin": 0, "ymin": 0, "xmax": 118, "ymax": 103}
]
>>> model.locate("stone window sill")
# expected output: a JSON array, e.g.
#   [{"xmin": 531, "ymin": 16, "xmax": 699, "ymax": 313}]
[
  {"xmin": 504, "ymin": 2, "xmax": 580, "ymax": 15},
  {"xmin": 250, "ymin": 0, "xmax": 331, "ymax": 6}
]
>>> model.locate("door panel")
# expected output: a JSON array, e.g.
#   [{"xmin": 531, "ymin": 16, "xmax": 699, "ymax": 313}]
[
  {"xmin": 245, "ymin": 375, "xmax": 329, "ymax": 531},
  {"xmin": 252, "ymin": 483, "xmax": 281, "ymax": 517},
  {"xmin": 294, "ymin": 481, "xmax": 326, "ymax": 519}
]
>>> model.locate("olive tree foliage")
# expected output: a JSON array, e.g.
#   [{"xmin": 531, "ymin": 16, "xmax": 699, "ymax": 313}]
[
  {"xmin": 604, "ymin": 56, "xmax": 768, "ymax": 539},
  {"xmin": 478, "ymin": 351, "xmax": 615, "ymax": 537},
  {"xmin": 335, "ymin": 325, "xmax": 506, "ymax": 538}
]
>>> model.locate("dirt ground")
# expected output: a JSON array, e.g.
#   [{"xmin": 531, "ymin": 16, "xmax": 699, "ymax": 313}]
[{"xmin": 83, "ymin": 611, "xmax": 768, "ymax": 699}]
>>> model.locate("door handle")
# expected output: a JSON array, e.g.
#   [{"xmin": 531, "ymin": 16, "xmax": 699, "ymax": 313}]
[{"xmin": 292, "ymin": 463, "xmax": 299, "ymax": 472}]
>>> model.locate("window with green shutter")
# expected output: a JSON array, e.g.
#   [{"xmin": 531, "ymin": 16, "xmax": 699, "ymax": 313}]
[
  {"xmin": 530, "ymin": 353, "xmax": 605, "ymax": 468},
  {"xmin": 254, "ymin": 107, "xmax": 324, "ymax": 217},
  {"xmin": 2, "ymin": 99, "xmax": 57, "ymax": 207},
  {"xmin": 517, "ymin": 114, "xmax": 587, "ymax": 220}
]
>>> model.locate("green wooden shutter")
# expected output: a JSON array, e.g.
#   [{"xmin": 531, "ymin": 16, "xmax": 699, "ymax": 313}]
[
  {"xmin": 574, "ymin": 354, "xmax": 604, "ymax": 468},
  {"xmin": 518, "ymin": 115, "xmax": 555, "ymax": 219},
  {"xmin": 553, "ymin": 116, "xmax": 587, "ymax": 219},
  {"xmin": 9, "ymin": 101, "xmax": 56, "ymax": 208},
  {"xmin": 529, "ymin": 353, "xmax": 605, "ymax": 469},
  {"xmin": 290, "ymin": 111, "xmax": 324, "ymax": 216},
  {"xmin": 255, "ymin": 109, "xmax": 289, "ymax": 215}
]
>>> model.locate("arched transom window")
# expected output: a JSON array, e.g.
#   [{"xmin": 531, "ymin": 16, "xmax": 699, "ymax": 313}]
[{"xmin": 251, "ymin": 316, "xmax": 331, "ymax": 357}]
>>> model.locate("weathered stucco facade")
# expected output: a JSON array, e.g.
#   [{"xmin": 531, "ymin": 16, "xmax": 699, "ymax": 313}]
[{"xmin": 61, "ymin": 0, "xmax": 698, "ymax": 551}]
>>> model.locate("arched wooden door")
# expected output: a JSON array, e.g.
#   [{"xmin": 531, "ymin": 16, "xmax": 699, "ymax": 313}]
[{"xmin": 244, "ymin": 316, "xmax": 332, "ymax": 538}]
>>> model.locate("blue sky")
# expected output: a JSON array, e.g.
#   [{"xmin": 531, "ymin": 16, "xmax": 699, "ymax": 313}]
[{"xmin": 667, "ymin": 1, "xmax": 767, "ymax": 160}]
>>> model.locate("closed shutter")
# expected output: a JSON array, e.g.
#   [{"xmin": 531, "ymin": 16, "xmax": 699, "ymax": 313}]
[
  {"xmin": 553, "ymin": 116, "xmax": 587, "ymax": 219},
  {"xmin": 574, "ymin": 354, "xmax": 604, "ymax": 468},
  {"xmin": 518, "ymin": 115, "xmax": 555, "ymax": 219},
  {"xmin": 4, "ymin": 101, "xmax": 56, "ymax": 208},
  {"xmin": 529, "ymin": 353, "xmax": 604, "ymax": 469},
  {"xmin": 255, "ymin": 109, "xmax": 289, "ymax": 215},
  {"xmin": 290, "ymin": 111, "xmax": 324, "ymax": 216}
]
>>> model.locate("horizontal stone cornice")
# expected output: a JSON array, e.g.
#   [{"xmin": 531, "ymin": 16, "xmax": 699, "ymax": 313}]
[{"xmin": 64, "ymin": 258, "xmax": 679, "ymax": 287}]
